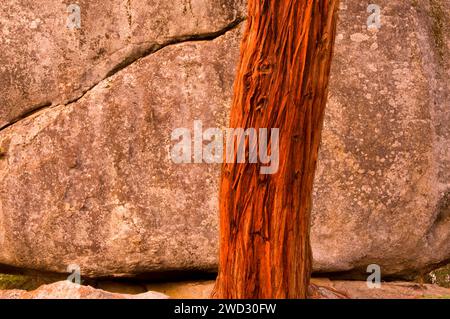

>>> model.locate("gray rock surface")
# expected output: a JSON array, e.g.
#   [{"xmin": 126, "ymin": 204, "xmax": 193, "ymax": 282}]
[
  {"xmin": 0, "ymin": 0, "xmax": 246, "ymax": 128},
  {"xmin": 0, "ymin": 0, "xmax": 448, "ymax": 278},
  {"xmin": 311, "ymin": 0, "xmax": 450, "ymax": 277},
  {"xmin": 0, "ymin": 23, "xmax": 243, "ymax": 276}
]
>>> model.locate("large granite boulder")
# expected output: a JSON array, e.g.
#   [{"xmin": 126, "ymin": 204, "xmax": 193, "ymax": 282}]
[
  {"xmin": 0, "ymin": 21, "xmax": 243, "ymax": 276},
  {"xmin": 310, "ymin": 0, "xmax": 449, "ymax": 277},
  {"xmin": 0, "ymin": 0, "xmax": 448, "ymax": 278}
]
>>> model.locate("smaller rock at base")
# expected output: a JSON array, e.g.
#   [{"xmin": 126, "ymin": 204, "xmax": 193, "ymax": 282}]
[{"xmin": 0, "ymin": 281, "xmax": 168, "ymax": 299}]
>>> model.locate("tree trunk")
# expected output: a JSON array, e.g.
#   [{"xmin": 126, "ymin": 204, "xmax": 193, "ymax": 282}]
[{"xmin": 213, "ymin": 0, "xmax": 340, "ymax": 299}]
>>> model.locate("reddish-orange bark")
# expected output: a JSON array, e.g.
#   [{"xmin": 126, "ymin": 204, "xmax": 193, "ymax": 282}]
[{"xmin": 213, "ymin": 0, "xmax": 340, "ymax": 299}]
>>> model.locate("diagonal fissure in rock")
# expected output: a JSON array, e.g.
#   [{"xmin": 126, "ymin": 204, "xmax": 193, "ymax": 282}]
[
  {"xmin": 0, "ymin": 17, "xmax": 245, "ymax": 133},
  {"xmin": 0, "ymin": 101, "xmax": 53, "ymax": 132},
  {"xmin": 106, "ymin": 17, "xmax": 245, "ymax": 78}
]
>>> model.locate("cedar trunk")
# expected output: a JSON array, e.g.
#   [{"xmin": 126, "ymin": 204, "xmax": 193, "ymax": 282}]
[{"xmin": 213, "ymin": 0, "xmax": 340, "ymax": 299}]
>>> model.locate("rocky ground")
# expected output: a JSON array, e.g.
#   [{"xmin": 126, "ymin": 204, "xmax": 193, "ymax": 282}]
[
  {"xmin": 1, "ymin": 276, "xmax": 450, "ymax": 299},
  {"xmin": 1, "ymin": 268, "xmax": 450, "ymax": 299},
  {"xmin": 145, "ymin": 278, "xmax": 450, "ymax": 299}
]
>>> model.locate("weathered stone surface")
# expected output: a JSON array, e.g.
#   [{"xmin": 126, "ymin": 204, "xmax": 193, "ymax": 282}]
[
  {"xmin": 3, "ymin": 278, "xmax": 449, "ymax": 299},
  {"xmin": 146, "ymin": 279, "xmax": 349, "ymax": 299},
  {"xmin": 310, "ymin": 0, "xmax": 450, "ymax": 277},
  {"xmin": 0, "ymin": 0, "xmax": 245, "ymax": 128},
  {"xmin": 145, "ymin": 279, "xmax": 450, "ymax": 299},
  {"xmin": 323, "ymin": 280, "xmax": 450, "ymax": 299},
  {"xmin": 0, "ymin": 0, "xmax": 449, "ymax": 278},
  {"xmin": 0, "ymin": 24, "xmax": 243, "ymax": 277},
  {"xmin": 0, "ymin": 281, "xmax": 168, "ymax": 299},
  {"xmin": 146, "ymin": 280, "xmax": 216, "ymax": 299},
  {"xmin": 97, "ymin": 281, "xmax": 147, "ymax": 295}
]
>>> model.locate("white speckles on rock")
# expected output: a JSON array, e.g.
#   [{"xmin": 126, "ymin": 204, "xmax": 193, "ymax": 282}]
[
  {"xmin": 311, "ymin": 0, "xmax": 450, "ymax": 277},
  {"xmin": 350, "ymin": 33, "xmax": 370, "ymax": 42},
  {"xmin": 0, "ymin": 21, "xmax": 244, "ymax": 277},
  {"xmin": 0, "ymin": 0, "xmax": 247, "ymax": 128}
]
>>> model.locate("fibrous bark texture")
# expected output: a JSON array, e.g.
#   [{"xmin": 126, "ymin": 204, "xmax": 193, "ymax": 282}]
[{"xmin": 214, "ymin": 0, "xmax": 340, "ymax": 299}]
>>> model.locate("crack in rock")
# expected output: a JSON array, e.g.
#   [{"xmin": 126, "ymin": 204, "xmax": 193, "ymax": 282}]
[{"xmin": 0, "ymin": 17, "xmax": 245, "ymax": 133}]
